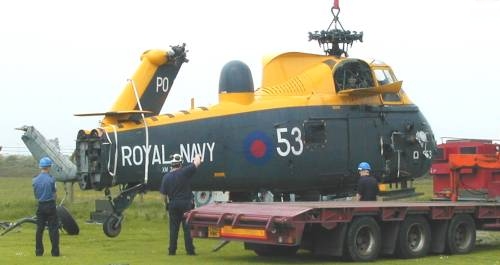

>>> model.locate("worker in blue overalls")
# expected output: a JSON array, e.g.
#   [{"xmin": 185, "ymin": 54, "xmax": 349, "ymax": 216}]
[{"xmin": 32, "ymin": 157, "xmax": 60, "ymax": 257}]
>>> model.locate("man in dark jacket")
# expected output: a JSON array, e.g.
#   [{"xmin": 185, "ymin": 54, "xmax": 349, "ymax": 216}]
[
  {"xmin": 160, "ymin": 153, "xmax": 202, "ymax": 256},
  {"xmin": 356, "ymin": 162, "xmax": 379, "ymax": 201},
  {"xmin": 32, "ymin": 157, "xmax": 60, "ymax": 257}
]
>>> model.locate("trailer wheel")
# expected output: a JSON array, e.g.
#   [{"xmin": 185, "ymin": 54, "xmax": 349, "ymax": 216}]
[
  {"xmin": 344, "ymin": 216, "xmax": 381, "ymax": 262},
  {"xmin": 103, "ymin": 215, "xmax": 122, "ymax": 238},
  {"xmin": 395, "ymin": 215, "xmax": 431, "ymax": 259},
  {"xmin": 248, "ymin": 243, "xmax": 299, "ymax": 256},
  {"xmin": 56, "ymin": 205, "xmax": 79, "ymax": 235},
  {"xmin": 446, "ymin": 214, "xmax": 476, "ymax": 254}
]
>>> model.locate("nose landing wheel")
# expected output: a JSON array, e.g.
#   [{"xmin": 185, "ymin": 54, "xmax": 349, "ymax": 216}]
[{"xmin": 103, "ymin": 214, "xmax": 123, "ymax": 238}]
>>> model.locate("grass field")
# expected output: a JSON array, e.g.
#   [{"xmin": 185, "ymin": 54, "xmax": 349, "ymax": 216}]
[{"xmin": 1, "ymin": 176, "xmax": 499, "ymax": 265}]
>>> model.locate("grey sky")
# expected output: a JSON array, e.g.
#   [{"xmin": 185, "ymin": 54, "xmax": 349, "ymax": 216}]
[{"xmin": 1, "ymin": 0, "xmax": 499, "ymax": 155}]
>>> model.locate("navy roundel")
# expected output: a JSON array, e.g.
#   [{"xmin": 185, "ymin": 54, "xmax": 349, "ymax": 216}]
[{"xmin": 243, "ymin": 131, "xmax": 274, "ymax": 165}]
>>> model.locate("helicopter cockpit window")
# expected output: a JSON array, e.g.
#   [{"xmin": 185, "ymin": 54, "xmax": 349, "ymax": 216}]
[
  {"xmin": 334, "ymin": 59, "xmax": 374, "ymax": 92},
  {"xmin": 375, "ymin": 68, "xmax": 400, "ymax": 102},
  {"xmin": 374, "ymin": 69, "xmax": 395, "ymax": 86}
]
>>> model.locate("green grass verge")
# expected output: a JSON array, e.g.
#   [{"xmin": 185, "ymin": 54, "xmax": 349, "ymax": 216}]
[{"xmin": 1, "ymin": 176, "xmax": 499, "ymax": 265}]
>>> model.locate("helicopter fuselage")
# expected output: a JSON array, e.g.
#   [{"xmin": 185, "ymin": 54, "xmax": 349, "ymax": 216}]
[{"xmin": 75, "ymin": 51, "xmax": 435, "ymax": 198}]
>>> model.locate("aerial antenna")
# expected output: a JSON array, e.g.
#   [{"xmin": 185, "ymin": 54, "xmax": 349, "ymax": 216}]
[{"xmin": 308, "ymin": 0, "xmax": 363, "ymax": 57}]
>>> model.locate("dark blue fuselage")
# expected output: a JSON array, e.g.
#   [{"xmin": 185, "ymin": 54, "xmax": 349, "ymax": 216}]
[{"xmin": 80, "ymin": 104, "xmax": 435, "ymax": 196}]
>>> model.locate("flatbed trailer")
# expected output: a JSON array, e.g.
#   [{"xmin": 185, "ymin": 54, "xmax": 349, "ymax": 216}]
[{"xmin": 186, "ymin": 201, "xmax": 500, "ymax": 261}]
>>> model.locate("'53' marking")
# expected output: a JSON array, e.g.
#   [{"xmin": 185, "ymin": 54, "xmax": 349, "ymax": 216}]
[{"xmin": 276, "ymin": 127, "xmax": 303, "ymax": 157}]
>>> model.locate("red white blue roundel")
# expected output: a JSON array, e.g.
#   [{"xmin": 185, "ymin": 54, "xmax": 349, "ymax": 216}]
[{"xmin": 243, "ymin": 131, "xmax": 274, "ymax": 165}]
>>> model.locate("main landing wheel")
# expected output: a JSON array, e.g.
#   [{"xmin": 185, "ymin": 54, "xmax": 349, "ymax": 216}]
[
  {"xmin": 446, "ymin": 214, "xmax": 476, "ymax": 254},
  {"xmin": 103, "ymin": 214, "xmax": 122, "ymax": 238},
  {"xmin": 396, "ymin": 215, "xmax": 431, "ymax": 259},
  {"xmin": 344, "ymin": 216, "xmax": 381, "ymax": 262}
]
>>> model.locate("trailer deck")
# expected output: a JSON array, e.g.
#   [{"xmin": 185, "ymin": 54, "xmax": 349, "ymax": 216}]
[{"xmin": 187, "ymin": 201, "xmax": 500, "ymax": 261}]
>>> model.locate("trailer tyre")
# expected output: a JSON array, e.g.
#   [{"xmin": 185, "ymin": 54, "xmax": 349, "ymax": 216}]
[
  {"xmin": 446, "ymin": 214, "xmax": 476, "ymax": 254},
  {"xmin": 395, "ymin": 215, "xmax": 431, "ymax": 259},
  {"xmin": 56, "ymin": 205, "xmax": 79, "ymax": 235},
  {"xmin": 344, "ymin": 216, "xmax": 381, "ymax": 262}
]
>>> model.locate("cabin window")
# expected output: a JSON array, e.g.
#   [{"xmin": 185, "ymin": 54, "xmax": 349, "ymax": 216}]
[
  {"xmin": 304, "ymin": 120, "xmax": 326, "ymax": 144},
  {"xmin": 460, "ymin": 146, "xmax": 477, "ymax": 154},
  {"xmin": 334, "ymin": 59, "xmax": 374, "ymax": 92},
  {"xmin": 434, "ymin": 148, "xmax": 444, "ymax": 161},
  {"xmin": 374, "ymin": 69, "xmax": 395, "ymax": 86}
]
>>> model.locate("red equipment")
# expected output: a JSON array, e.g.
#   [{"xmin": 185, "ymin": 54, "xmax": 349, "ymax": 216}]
[{"xmin": 430, "ymin": 139, "xmax": 500, "ymax": 201}]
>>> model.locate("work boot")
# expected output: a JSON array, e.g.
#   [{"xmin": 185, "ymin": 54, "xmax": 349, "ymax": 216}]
[
  {"xmin": 168, "ymin": 251, "xmax": 176, "ymax": 256},
  {"xmin": 187, "ymin": 250, "xmax": 196, "ymax": 256}
]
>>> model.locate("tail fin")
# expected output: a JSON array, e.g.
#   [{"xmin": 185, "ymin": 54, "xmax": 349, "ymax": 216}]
[
  {"xmin": 99, "ymin": 44, "xmax": 188, "ymax": 124},
  {"xmin": 16, "ymin": 126, "xmax": 77, "ymax": 182}
]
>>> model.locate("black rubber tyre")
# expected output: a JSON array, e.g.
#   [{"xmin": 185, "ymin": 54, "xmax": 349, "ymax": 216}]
[
  {"xmin": 56, "ymin": 205, "xmax": 79, "ymax": 235},
  {"xmin": 252, "ymin": 244, "xmax": 299, "ymax": 257},
  {"xmin": 446, "ymin": 214, "xmax": 476, "ymax": 254},
  {"xmin": 103, "ymin": 215, "xmax": 122, "ymax": 238},
  {"xmin": 395, "ymin": 215, "xmax": 431, "ymax": 259},
  {"xmin": 344, "ymin": 216, "xmax": 381, "ymax": 262}
]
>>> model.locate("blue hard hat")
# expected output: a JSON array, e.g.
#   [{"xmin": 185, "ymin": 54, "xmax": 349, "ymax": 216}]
[
  {"xmin": 39, "ymin": 157, "xmax": 53, "ymax": 168},
  {"xmin": 358, "ymin": 162, "xmax": 371, "ymax": 171}
]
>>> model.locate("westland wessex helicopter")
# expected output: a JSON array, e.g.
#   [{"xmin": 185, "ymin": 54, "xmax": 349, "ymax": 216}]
[{"xmin": 74, "ymin": 3, "xmax": 436, "ymax": 237}]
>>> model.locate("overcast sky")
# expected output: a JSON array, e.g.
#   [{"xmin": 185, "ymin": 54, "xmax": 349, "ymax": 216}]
[{"xmin": 1, "ymin": 0, "xmax": 499, "ymax": 155}]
